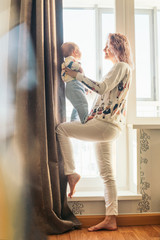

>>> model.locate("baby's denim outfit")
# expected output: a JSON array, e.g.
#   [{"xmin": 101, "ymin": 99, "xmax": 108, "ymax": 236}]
[{"xmin": 61, "ymin": 56, "xmax": 88, "ymax": 123}]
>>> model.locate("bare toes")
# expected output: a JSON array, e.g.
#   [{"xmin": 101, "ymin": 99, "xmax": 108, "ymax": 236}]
[
  {"xmin": 68, "ymin": 173, "xmax": 80, "ymax": 198},
  {"xmin": 88, "ymin": 226, "xmax": 98, "ymax": 232}
]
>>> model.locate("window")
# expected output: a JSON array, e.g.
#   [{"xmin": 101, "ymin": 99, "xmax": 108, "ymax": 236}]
[
  {"xmin": 62, "ymin": 3, "xmax": 124, "ymax": 193},
  {"xmin": 63, "ymin": 8, "xmax": 98, "ymax": 180},
  {"xmin": 62, "ymin": 0, "xmax": 160, "ymax": 197},
  {"xmin": 135, "ymin": 5, "xmax": 160, "ymax": 118},
  {"xmin": 63, "ymin": 8, "xmax": 96, "ymax": 124},
  {"xmin": 135, "ymin": 11, "xmax": 152, "ymax": 100}
]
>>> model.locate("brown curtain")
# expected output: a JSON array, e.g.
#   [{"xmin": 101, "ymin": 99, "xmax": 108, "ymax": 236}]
[{"xmin": 6, "ymin": 0, "xmax": 81, "ymax": 237}]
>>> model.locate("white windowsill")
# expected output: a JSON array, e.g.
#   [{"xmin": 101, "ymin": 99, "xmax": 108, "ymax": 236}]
[
  {"xmin": 133, "ymin": 124, "xmax": 160, "ymax": 129},
  {"xmin": 128, "ymin": 123, "xmax": 160, "ymax": 129},
  {"xmin": 67, "ymin": 190, "xmax": 142, "ymax": 202}
]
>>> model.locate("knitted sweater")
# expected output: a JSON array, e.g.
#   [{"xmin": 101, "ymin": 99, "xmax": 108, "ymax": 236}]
[{"xmin": 76, "ymin": 62, "xmax": 132, "ymax": 130}]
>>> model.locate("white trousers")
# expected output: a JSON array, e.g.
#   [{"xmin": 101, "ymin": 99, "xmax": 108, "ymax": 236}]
[{"xmin": 56, "ymin": 119, "xmax": 121, "ymax": 215}]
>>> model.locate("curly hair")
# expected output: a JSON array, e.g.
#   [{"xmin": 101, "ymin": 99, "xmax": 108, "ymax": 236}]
[{"xmin": 108, "ymin": 33, "xmax": 134, "ymax": 69}]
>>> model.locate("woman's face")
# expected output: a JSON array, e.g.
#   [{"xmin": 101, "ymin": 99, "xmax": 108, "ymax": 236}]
[{"xmin": 103, "ymin": 41, "xmax": 116, "ymax": 63}]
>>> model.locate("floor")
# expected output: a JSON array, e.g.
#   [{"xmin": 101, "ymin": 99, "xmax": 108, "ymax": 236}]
[{"xmin": 48, "ymin": 225, "xmax": 160, "ymax": 240}]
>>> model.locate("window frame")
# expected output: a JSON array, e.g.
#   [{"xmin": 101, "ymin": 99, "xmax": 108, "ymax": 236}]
[
  {"xmin": 62, "ymin": 0, "xmax": 160, "ymax": 199},
  {"xmin": 135, "ymin": 9, "xmax": 155, "ymax": 101},
  {"xmin": 134, "ymin": 8, "xmax": 160, "ymax": 121},
  {"xmin": 124, "ymin": 1, "xmax": 160, "ymax": 124},
  {"xmin": 63, "ymin": 5, "xmax": 136, "ymax": 194},
  {"xmin": 96, "ymin": 7, "xmax": 115, "ymax": 81},
  {"xmin": 63, "ymin": 6, "xmax": 118, "ymax": 193}
]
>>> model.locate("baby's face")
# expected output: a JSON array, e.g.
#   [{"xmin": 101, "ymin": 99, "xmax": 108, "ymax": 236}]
[{"xmin": 73, "ymin": 46, "xmax": 82, "ymax": 60}]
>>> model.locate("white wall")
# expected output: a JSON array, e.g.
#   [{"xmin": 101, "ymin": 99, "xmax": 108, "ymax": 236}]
[{"xmin": 68, "ymin": 129, "xmax": 160, "ymax": 215}]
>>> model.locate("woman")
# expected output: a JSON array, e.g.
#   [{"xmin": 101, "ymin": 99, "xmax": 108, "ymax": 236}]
[{"xmin": 56, "ymin": 33, "xmax": 133, "ymax": 231}]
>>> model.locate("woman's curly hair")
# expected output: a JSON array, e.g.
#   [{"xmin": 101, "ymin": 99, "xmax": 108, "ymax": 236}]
[{"xmin": 108, "ymin": 33, "xmax": 134, "ymax": 69}]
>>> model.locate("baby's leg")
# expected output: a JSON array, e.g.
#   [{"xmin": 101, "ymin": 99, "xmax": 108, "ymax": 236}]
[
  {"xmin": 71, "ymin": 108, "xmax": 79, "ymax": 122},
  {"xmin": 66, "ymin": 81, "xmax": 88, "ymax": 123}
]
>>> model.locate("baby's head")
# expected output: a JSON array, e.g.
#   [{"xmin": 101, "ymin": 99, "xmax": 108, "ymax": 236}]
[{"xmin": 61, "ymin": 42, "xmax": 81, "ymax": 60}]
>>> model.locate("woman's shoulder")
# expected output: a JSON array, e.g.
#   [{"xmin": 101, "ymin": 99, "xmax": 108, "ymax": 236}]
[
  {"xmin": 115, "ymin": 61, "xmax": 131, "ymax": 69},
  {"xmin": 103, "ymin": 62, "xmax": 131, "ymax": 80}
]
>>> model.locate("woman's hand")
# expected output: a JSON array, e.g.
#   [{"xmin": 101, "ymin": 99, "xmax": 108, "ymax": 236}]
[
  {"xmin": 87, "ymin": 116, "xmax": 94, "ymax": 121},
  {"xmin": 79, "ymin": 66, "xmax": 83, "ymax": 73},
  {"xmin": 64, "ymin": 67, "xmax": 78, "ymax": 78}
]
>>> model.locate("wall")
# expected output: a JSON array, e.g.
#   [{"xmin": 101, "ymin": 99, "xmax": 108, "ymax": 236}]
[{"xmin": 68, "ymin": 129, "xmax": 160, "ymax": 215}]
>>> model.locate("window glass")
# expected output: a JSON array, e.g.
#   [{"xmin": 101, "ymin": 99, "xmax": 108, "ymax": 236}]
[
  {"xmin": 135, "ymin": 13, "xmax": 152, "ymax": 99},
  {"xmin": 135, "ymin": 10, "xmax": 160, "ymax": 118},
  {"xmin": 63, "ymin": 9, "xmax": 97, "ymax": 177},
  {"xmin": 134, "ymin": 11, "xmax": 160, "ymax": 117},
  {"xmin": 63, "ymin": 9, "xmax": 96, "ymax": 79},
  {"xmin": 101, "ymin": 12, "xmax": 115, "ymax": 76},
  {"xmin": 63, "ymin": 9, "xmax": 114, "ymax": 178}
]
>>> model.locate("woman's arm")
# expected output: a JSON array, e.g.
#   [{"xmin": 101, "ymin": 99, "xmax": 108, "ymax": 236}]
[
  {"xmin": 65, "ymin": 62, "xmax": 129, "ymax": 95},
  {"xmin": 76, "ymin": 73, "xmax": 107, "ymax": 95},
  {"xmin": 64, "ymin": 67, "xmax": 106, "ymax": 94}
]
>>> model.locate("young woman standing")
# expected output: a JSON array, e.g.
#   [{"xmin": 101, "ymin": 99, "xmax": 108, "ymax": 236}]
[{"xmin": 56, "ymin": 33, "xmax": 133, "ymax": 231}]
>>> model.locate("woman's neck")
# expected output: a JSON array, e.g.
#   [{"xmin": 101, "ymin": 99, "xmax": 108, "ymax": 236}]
[{"xmin": 111, "ymin": 57, "xmax": 118, "ymax": 64}]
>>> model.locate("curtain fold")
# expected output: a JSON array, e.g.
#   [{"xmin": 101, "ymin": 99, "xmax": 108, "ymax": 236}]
[{"xmin": 7, "ymin": 0, "xmax": 81, "ymax": 236}]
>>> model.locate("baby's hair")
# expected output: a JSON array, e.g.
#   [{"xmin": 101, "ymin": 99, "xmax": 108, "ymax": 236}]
[{"xmin": 61, "ymin": 42, "xmax": 78, "ymax": 58}]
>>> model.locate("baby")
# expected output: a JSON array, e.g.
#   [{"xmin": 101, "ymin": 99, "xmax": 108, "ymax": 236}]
[{"xmin": 61, "ymin": 42, "xmax": 88, "ymax": 124}]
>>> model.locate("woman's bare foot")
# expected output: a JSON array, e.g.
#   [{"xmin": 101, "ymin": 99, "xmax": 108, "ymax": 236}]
[
  {"xmin": 67, "ymin": 173, "xmax": 81, "ymax": 198},
  {"xmin": 88, "ymin": 215, "xmax": 118, "ymax": 232}
]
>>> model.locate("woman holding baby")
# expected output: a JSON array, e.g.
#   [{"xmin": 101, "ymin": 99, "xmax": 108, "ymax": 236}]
[{"xmin": 56, "ymin": 33, "xmax": 133, "ymax": 231}]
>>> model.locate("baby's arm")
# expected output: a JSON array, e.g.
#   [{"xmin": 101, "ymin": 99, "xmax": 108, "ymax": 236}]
[{"xmin": 69, "ymin": 61, "xmax": 81, "ymax": 71}]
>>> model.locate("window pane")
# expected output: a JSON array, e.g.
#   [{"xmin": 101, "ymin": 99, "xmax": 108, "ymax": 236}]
[
  {"xmin": 135, "ymin": 13, "xmax": 152, "ymax": 99},
  {"xmin": 63, "ymin": 9, "xmax": 98, "ymax": 177},
  {"xmin": 63, "ymin": 9, "xmax": 96, "ymax": 122},
  {"xmin": 63, "ymin": 9, "xmax": 96, "ymax": 80},
  {"xmin": 101, "ymin": 12, "xmax": 115, "ymax": 76},
  {"xmin": 135, "ymin": 10, "xmax": 160, "ymax": 118}
]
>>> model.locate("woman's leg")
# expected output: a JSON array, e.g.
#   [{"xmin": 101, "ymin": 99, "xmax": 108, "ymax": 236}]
[
  {"xmin": 56, "ymin": 120, "xmax": 120, "ymax": 197},
  {"xmin": 96, "ymin": 142, "xmax": 118, "ymax": 216},
  {"xmin": 56, "ymin": 119, "xmax": 113, "ymax": 175},
  {"xmin": 56, "ymin": 120, "xmax": 104, "ymax": 197},
  {"xmin": 88, "ymin": 141, "xmax": 118, "ymax": 231}
]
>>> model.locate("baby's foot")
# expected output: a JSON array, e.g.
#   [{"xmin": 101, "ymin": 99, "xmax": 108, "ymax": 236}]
[{"xmin": 67, "ymin": 173, "xmax": 81, "ymax": 198}]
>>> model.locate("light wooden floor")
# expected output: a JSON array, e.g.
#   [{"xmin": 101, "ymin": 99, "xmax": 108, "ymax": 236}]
[{"xmin": 48, "ymin": 225, "xmax": 160, "ymax": 240}]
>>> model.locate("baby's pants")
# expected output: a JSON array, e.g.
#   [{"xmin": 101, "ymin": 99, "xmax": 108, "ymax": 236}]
[
  {"xmin": 56, "ymin": 119, "xmax": 121, "ymax": 215},
  {"xmin": 66, "ymin": 80, "xmax": 88, "ymax": 123}
]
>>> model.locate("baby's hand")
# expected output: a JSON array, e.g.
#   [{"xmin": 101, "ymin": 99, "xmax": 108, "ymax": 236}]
[{"xmin": 79, "ymin": 67, "xmax": 83, "ymax": 73}]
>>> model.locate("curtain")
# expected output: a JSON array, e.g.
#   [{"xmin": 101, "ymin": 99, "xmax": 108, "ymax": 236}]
[{"xmin": 5, "ymin": 0, "xmax": 81, "ymax": 237}]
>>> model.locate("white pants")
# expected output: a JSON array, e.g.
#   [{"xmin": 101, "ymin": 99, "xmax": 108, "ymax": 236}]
[{"xmin": 56, "ymin": 119, "xmax": 121, "ymax": 215}]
